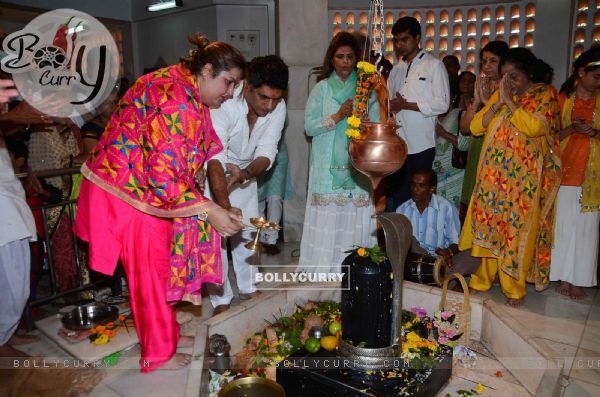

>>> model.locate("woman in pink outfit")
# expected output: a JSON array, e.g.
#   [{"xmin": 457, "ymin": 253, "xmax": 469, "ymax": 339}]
[{"xmin": 74, "ymin": 35, "xmax": 245, "ymax": 372}]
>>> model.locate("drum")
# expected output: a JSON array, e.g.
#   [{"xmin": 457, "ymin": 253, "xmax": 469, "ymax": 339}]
[{"xmin": 404, "ymin": 252, "xmax": 447, "ymax": 286}]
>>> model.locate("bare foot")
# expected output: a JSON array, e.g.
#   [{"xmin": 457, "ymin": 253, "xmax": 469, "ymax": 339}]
[
  {"xmin": 8, "ymin": 334, "xmax": 39, "ymax": 345},
  {"xmin": 506, "ymin": 297, "xmax": 525, "ymax": 307},
  {"xmin": 555, "ymin": 281, "xmax": 571, "ymax": 297},
  {"xmin": 159, "ymin": 353, "xmax": 192, "ymax": 370},
  {"xmin": 468, "ymin": 288, "xmax": 481, "ymax": 295},
  {"xmin": 177, "ymin": 336, "xmax": 194, "ymax": 348},
  {"xmin": 569, "ymin": 286, "xmax": 586, "ymax": 301}
]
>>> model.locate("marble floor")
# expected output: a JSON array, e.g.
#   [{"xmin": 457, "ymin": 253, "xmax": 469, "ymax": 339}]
[{"xmin": 6, "ymin": 241, "xmax": 600, "ymax": 397}]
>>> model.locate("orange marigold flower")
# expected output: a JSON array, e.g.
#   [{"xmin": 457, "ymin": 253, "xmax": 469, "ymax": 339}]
[
  {"xmin": 118, "ymin": 315, "xmax": 126, "ymax": 321},
  {"xmin": 106, "ymin": 322, "xmax": 115, "ymax": 328},
  {"xmin": 495, "ymin": 370, "xmax": 503, "ymax": 377}
]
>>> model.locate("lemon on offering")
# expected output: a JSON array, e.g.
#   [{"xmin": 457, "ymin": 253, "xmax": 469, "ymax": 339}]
[
  {"xmin": 329, "ymin": 321, "xmax": 342, "ymax": 335},
  {"xmin": 320, "ymin": 336, "xmax": 338, "ymax": 351},
  {"xmin": 305, "ymin": 337, "xmax": 320, "ymax": 353}
]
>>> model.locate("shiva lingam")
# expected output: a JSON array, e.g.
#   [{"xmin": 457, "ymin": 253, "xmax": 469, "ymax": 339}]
[
  {"xmin": 244, "ymin": 216, "xmax": 281, "ymax": 254},
  {"xmin": 338, "ymin": 213, "xmax": 413, "ymax": 369}
]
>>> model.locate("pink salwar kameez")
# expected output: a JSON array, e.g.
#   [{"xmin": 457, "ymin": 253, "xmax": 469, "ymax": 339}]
[{"xmin": 74, "ymin": 64, "xmax": 223, "ymax": 372}]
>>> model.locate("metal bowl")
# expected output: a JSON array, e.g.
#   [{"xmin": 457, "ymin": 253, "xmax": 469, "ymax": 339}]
[
  {"xmin": 61, "ymin": 304, "xmax": 119, "ymax": 331},
  {"xmin": 218, "ymin": 377, "xmax": 284, "ymax": 397}
]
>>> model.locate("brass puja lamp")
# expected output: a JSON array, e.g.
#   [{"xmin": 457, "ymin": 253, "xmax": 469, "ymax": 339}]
[{"xmin": 244, "ymin": 217, "xmax": 281, "ymax": 254}]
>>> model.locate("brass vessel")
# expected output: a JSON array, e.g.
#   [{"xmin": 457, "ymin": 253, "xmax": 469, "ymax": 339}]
[
  {"xmin": 218, "ymin": 376, "xmax": 284, "ymax": 397},
  {"xmin": 348, "ymin": 121, "xmax": 407, "ymax": 189},
  {"xmin": 244, "ymin": 217, "xmax": 281, "ymax": 254}
]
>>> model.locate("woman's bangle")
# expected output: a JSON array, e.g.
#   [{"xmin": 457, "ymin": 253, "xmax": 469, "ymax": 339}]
[
  {"xmin": 490, "ymin": 104, "xmax": 498, "ymax": 114},
  {"xmin": 324, "ymin": 115, "xmax": 336, "ymax": 130}
]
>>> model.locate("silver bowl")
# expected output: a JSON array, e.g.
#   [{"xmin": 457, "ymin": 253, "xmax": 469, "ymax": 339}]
[{"xmin": 61, "ymin": 304, "xmax": 119, "ymax": 331}]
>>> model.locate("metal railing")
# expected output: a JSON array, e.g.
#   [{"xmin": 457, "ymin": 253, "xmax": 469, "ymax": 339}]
[{"xmin": 17, "ymin": 167, "xmax": 110, "ymax": 330}]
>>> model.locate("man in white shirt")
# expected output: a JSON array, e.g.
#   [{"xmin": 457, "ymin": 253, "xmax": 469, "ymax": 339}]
[
  {"xmin": 0, "ymin": 83, "xmax": 40, "ymax": 356},
  {"xmin": 386, "ymin": 16, "xmax": 450, "ymax": 211},
  {"xmin": 207, "ymin": 55, "xmax": 288, "ymax": 315}
]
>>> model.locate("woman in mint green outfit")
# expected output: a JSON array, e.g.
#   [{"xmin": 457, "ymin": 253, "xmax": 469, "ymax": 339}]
[{"xmin": 298, "ymin": 32, "xmax": 379, "ymax": 273}]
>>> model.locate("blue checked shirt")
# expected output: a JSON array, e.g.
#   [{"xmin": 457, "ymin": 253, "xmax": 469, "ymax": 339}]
[{"xmin": 396, "ymin": 194, "xmax": 461, "ymax": 255}]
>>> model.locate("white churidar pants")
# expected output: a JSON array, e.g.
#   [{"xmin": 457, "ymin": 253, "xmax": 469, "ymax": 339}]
[
  {"xmin": 550, "ymin": 186, "xmax": 599, "ymax": 287},
  {"xmin": 258, "ymin": 195, "xmax": 283, "ymax": 245},
  {"xmin": 0, "ymin": 239, "xmax": 30, "ymax": 345},
  {"xmin": 210, "ymin": 181, "xmax": 260, "ymax": 306}
]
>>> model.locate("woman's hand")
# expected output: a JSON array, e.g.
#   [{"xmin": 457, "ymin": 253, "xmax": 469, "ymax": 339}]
[
  {"xmin": 478, "ymin": 75, "xmax": 493, "ymax": 105},
  {"xmin": 572, "ymin": 117, "xmax": 594, "ymax": 134},
  {"xmin": 334, "ymin": 98, "xmax": 353, "ymax": 122},
  {"xmin": 195, "ymin": 168, "xmax": 207, "ymax": 193},
  {"xmin": 498, "ymin": 74, "xmax": 511, "ymax": 107},
  {"xmin": 207, "ymin": 206, "xmax": 244, "ymax": 237},
  {"xmin": 474, "ymin": 76, "xmax": 484, "ymax": 105},
  {"xmin": 0, "ymin": 79, "xmax": 19, "ymax": 105}
]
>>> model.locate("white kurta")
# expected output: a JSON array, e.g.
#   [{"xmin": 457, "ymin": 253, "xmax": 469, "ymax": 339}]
[
  {"xmin": 550, "ymin": 186, "xmax": 599, "ymax": 287},
  {"xmin": 0, "ymin": 138, "xmax": 36, "ymax": 344},
  {"xmin": 208, "ymin": 87, "xmax": 287, "ymax": 306},
  {"xmin": 388, "ymin": 50, "xmax": 450, "ymax": 154}
]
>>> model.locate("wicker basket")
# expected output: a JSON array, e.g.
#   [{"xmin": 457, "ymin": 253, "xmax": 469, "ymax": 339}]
[{"xmin": 440, "ymin": 272, "xmax": 471, "ymax": 346}]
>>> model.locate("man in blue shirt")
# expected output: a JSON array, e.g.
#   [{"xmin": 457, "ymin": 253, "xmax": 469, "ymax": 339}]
[{"xmin": 397, "ymin": 169, "xmax": 479, "ymax": 282}]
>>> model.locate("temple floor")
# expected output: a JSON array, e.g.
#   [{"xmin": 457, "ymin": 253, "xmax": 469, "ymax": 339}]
[{"xmin": 4, "ymin": 241, "xmax": 599, "ymax": 397}]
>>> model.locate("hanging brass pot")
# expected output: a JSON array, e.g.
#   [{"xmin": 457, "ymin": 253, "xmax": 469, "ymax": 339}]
[{"xmin": 348, "ymin": 121, "xmax": 408, "ymax": 189}]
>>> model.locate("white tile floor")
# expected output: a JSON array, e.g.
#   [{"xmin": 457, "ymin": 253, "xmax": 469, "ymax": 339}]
[{"xmin": 8, "ymin": 242, "xmax": 600, "ymax": 397}]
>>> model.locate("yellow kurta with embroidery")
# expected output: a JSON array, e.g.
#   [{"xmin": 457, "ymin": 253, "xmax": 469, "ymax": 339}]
[{"xmin": 459, "ymin": 84, "xmax": 561, "ymax": 294}]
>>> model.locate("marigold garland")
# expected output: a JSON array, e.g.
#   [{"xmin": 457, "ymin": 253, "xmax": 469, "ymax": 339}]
[{"xmin": 346, "ymin": 61, "xmax": 377, "ymax": 139}]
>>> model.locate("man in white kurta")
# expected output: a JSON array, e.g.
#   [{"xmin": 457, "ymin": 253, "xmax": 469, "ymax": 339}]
[
  {"xmin": 0, "ymin": 137, "xmax": 37, "ymax": 351},
  {"xmin": 207, "ymin": 55, "xmax": 288, "ymax": 314},
  {"xmin": 386, "ymin": 16, "xmax": 450, "ymax": 211}
]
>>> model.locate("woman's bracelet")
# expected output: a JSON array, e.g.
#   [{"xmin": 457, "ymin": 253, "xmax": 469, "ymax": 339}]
[
  {"xmin": 324, "ymin": 115, "xmax": 336, "ymax": 130},
  {"xmin": 490, "ymin": 104, "xmax": 499, "ymax": 114}
]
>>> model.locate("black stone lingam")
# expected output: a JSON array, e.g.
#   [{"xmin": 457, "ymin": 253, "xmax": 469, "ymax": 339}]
[{"xmin": 341, "ymin": 252, "xmax": 392, "ymax": 348}]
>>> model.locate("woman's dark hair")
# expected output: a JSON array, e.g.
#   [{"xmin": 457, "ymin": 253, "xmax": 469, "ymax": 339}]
[
  {"xmin": 501, "ymin": 47, "xmax": 554, "ymax": 85},
  {"xmin": 453, "ymin": 71, "xmax": 476, "ymax": 108},
  {"xmin": 6, "ymin": 138, "xmax": 28, "ymax": 163},
  {"xmin": 560, "ymin": 45, "xmax": 600, "ymax": 95},
  {"xmin": 318, "ymin": 32, "xmax": 360, "ymax": 81},
  {"xmin": 247, "ymin": 55, "xmax": 289, "ymax": 90},
  {"xmin": 479, "ymin": 40, "xmax": 509, "ymax": 75},
  {"xmin": 180, "ymin": 33, "xmax": 246, "ymax": 78}
]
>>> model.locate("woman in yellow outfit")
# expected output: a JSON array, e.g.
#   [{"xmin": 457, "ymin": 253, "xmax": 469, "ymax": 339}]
[{"xmin": 459, "ymin": 48, "xmax": 561, "ymax": 306}]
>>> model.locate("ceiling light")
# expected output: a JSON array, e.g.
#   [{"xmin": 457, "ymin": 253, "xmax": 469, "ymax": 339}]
[{"xmin": 146, "ymin": 0, "xmax": 183, "ymax": 12}]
